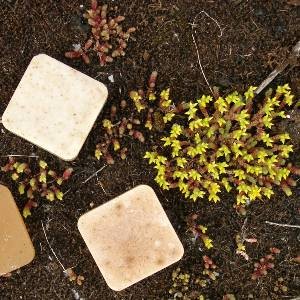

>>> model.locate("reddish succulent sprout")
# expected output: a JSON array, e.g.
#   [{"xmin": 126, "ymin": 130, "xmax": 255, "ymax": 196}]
[
  {"xmin": 203, "ymin": 255, "xmax": 214, "ymax": 266},
  {"xmin": 105, "ymin": 153, "xmax": 115, "ymax": 165},
  {"xmin": 133, "ymin": 130, "xmax": 145, "ymax": 143},
  {"xmin": 288, "ymin": 164, "xmax": 300, "ymax": 175},
  {"xmin": 127, "ymin": 27, "xmax": 136, "ymax": 34},
  {"xmin": 84, "ymin": 38, "xmax": 94, "ymax": 50},
  {"xmin": 148, "ymin": 71, "xmax": 158, "ymax": 89},
  {"xmin": 91, "ymin": 0, "xmax": 98, "ymax": 11},
  {"xmin": 132, "ymin": 119, "xmax": 141, "ymax": 125},
  {"xmin": 110, "ymin": 105, "xmax": 117, "ymax": 118},
  {"xmin": 120, "ymin": 148, "xmax": 128, "ymax": 160},
  {"xmin": 251, "ymin": 248, "xmax": 280, "ymax": 280},
  {"xmin": 65, "ymin": 51, "xmax": 82, "ymax": 59},
  {"xmin": 120, "ymin": 100, "xmax": 127, "ymax": 109},
  {"xmin": 270, "ymin": 247, "xmax": 281, "ymax": 254},
  {"xmin": 81, "ymin": 53, "xmax": 90, "ymax": 64},
  {"xmin": 65, "ymin": 0, "xmax": 135, "ymax": 66},
  {"xmin": 62, "ymin": 168, "xmax": 73, "ymax": 181},
  {"xmin": 286, "ymin": 177, "xmax": 297, "ymax": 187}
]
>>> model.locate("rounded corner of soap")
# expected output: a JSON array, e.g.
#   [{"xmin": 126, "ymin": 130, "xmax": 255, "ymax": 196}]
[
  {"xmin": 98, "ymin": 83, "xmax": 108, "ymax": 103},
  {"xmin": 32, "ymin": 53, "xmax": 48, "ymax": 61},
  {"xmin": 105, "ymin": 280, "xmax": 125, "ymax": 292},
  {"xmin": 177, "ymin": 242, "xmax": 185, "ymax": 260},
  {"xmin": 2, "ymin": 113, "xmax": 12, "ymax": 132},
  {"xmin": 77, "ymin": 214, "xmax": 87, "ymax": 231},
  {"xmin": 57, "ymin": 150, "xmax": 79, "ymax": 162},
  {"xmin": 26, "ymin": 244, "xmax": 36, "ymax": 265},
  {"xmin": 136, "ymin": 184, "xmax": 156, "ymax": 196},
  {"xmin": 0, "ymin": 183, "xmax": 10, "ymax": 194}
]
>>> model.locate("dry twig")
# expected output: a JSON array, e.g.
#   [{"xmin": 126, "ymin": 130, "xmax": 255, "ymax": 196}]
[
  {"xmin": 265, "ymin": 220, "xmax": 300, "ymax": 229},
  {"xmin": 255, "ymin": 40, "xmax": 300, "ymax": 95},
  {"xmin": 190, "ymin": 11, "xmax": 223, "ymax": 96}
]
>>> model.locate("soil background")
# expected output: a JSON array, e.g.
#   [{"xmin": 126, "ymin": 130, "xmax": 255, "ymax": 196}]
[{"xmin": 0, "ymin": 0, "xmax": 300, "ymax": 299}]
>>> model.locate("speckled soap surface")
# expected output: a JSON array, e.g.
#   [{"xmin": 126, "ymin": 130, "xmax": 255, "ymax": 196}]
[
  {"xmin": 78, "ymin": 185, "xmax": 184, "ymax": 291},
  {"xmin": 2, "ymin": 54, "xmax": 108, "ymax": 161},
  {"xmin": 0, "ymin": 185, "xmax": 35, "ymax": 275}
]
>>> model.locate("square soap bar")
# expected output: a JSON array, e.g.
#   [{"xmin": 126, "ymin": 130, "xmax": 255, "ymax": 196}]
[
  {"xmin": 2, "ymin": 54, "xmax": 108, "ymax": 161},
  {"xmin": 78, "ymin": 185, "xmax": 184, "ymax": 291},
  {"xmin": 0, "ymin": 185, "xmax": 35, "ymax": 275}
]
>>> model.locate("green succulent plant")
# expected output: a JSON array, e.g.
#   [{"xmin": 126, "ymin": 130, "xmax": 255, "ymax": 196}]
[{"xmin": 144, "ymin": 84, "xmax": 300, "ymax": 206}]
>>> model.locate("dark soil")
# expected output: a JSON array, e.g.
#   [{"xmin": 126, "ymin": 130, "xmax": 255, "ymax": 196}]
[{"xmin": 0, "ymin": 0, "xmax": 300, "ymax": 299}]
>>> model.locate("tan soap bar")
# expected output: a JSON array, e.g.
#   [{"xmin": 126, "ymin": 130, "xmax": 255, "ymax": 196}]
[
  {"xmin": 78, "ymin": 185, "xmax": 184, "ymax": 291},
  {"xmin": 2, "ymin": 54, "xmax": 108, "ymax": 161},
  {"xmin": 0, "ymin": 185, "xmax": 35, "ymax": 275}
]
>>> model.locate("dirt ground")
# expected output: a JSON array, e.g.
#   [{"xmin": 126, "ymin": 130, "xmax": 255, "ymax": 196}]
[{"xmin": 0, "ymin": 0, "xmax": 300, "ymax": 299}]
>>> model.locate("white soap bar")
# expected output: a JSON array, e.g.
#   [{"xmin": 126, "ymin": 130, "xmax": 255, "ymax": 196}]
[
  {"xmin": 2, "ymin": 54, "xmax": 108, "ymax": 161},
  {"xmin": 78, "ymin": 185, "xmax": 184, "ymax": 291}
]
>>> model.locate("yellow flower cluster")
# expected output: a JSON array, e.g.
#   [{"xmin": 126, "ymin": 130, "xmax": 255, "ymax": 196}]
[{"xmin": 145, "ymin": 85, "xmax": 298, "ymax": 206}]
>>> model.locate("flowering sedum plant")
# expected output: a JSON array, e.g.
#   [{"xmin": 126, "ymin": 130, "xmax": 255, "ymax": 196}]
[
  {"xmin": 144, "ymin": 84, "xmax": 300, "ymax": 206},
  {"xmin": 1, "ymin": 157, "xmax": 73, "ymax": 218}
]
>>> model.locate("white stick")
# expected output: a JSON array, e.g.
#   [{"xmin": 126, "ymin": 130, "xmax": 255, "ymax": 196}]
[
  {"xmin": 255, "ymin": 40, "xmax": 300, "ymax": 95},
  {"xmin": 1, "ymin": 154, "xmax": 39, "ymax": 158},
  {"xmin": 265, "ymin": 221, "xmax": 300, "ymax": 229},
  {"xmin": 190, "ymin": 10, "xmax": 223, "ymax": 96},
  {"xmin": 41, "ymin": 221, "xmax": 66, "ymax": 271},
  {"xmin": 81, "ymin": 165, "xmax": 107, "ymax": 184},
  {"xmin": 191, "ymin": 31, "xmax": 214, "ymax": 96}
]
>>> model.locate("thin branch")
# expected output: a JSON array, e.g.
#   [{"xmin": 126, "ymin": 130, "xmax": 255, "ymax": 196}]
[
  {"xmin": 191, "ymin": 11, "xmax": 223, "ymax": 37},
  {"xmin": 190, "ymin": 10, "xmax": 223, "ymax": 96},
  {"xmin": 255, "ymin": 40, "xmax": 300, "ymax": 95},
  {"xmin": 191, "ymin": 31, "xmax": 214, "ymax": 96},
  {"xmin": 265, "ymin": 221, "xmax": 300, "ymax": 229},
  {"xmin": 41, "ymin": 221, "xmax": 66, "ymax": 271},
  {"xmin": 81, "ymin": 165, "xmax": 107, "ymax": 184},
  {"xmin": 1, "ymin": 154, "xmax": 39, "ymax": 158}
]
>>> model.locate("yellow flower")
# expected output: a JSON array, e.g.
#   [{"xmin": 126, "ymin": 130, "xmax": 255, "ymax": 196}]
[
  {"xmin": 248, "ymin": 185, "xmax": 261, "ymax": 201},
  {"xmin": 197, "ymin": 95, "xmax": 212, "ymax": 108},
  {"xmin": 190, "ymin": 188, "xmax": 205, "ymax": 201},
  {"xmin": 55, "ymin": 191, "xmax": 63, "ymax": 200},
  {"xmin": 185, "ymin": 102, "xmax": 198, "ymax": 120},
  {"xmin": 233, "ymin": 169, "xmax": 246, "ymax": 180},
  {"xmin": 39, "ymin": 160, "xmax": 48, "ymax": 169},
  {"xmin": 222, "ymin": 178, "xmax": 232, "ymax": 192},
  {"xmin": 148, "ymin": 92, "xmax": 156, "ymax": 101},
  {"xmin": 202, "ymin": 236, "xmax": 213, "ymax": 249},
  {"xmin": 160, "ymin": 88, "xmax": 170, "ymax": 100},
  {"xmin": 262, "ymin": 187, "xmax": 274, "ymax": 199},
  {"xmin": 170, "ymin": 124, "xmax": 182, "ymax": 138},
  {"xmin": 284, "ymin": 92, "xmax": 294, "ymax": 106},
  {"xmin": 145, "ymin": 120, "xmax": 153, "ymax": 130},
  {"xmin": 95, "ymin": 149, "xmax": 102, "ymax": 160},
  {"xmin": 244, "ymin": 86, "xmax": 257, "ymax": 100},
  {"xmin": 102, "ymin": 119, "xmax": 112, "ymax": 130},
  {"xmin": 144, "ymin": 152, "xmax": 158, "ymax": 164},
  {"xmin": 236, "ymin": 109, "xmax": 250, "ymax": 130},
  {"xmin": 276, "ymin": 84, "xmax": 290, "ymax": 95},
  {"xmin": 199, "ymin": 225, "xmax": 207, "ymax": 233},
  {"xmin": 215, "ymin": 97, "xmax": 228, "ymax": 113},
  {"xmin": 189, "ymin": 169, "xmax": 201, "ymax": 181},
  {"xmin": 23, "ymin": 207, "xmax": 31, "ymax": 218},
  {"xmin": 163, "ymin": 112, "xmax": 175, "ymax": 123},
  {"xmin": 176, "ymin": 157, "xmax": 187, "ymax": 168},
  {"xmin": 262, "ymin": 115, "xmax": 273, "ymax": 129},
  {"xmin": 237, "ymin": 243, "xmax": 246, "ymax": 252},
  {"xmin": 261, "ymin": 132, "xmax": 274, "ymax": 147},
  {"xmin": 278, "ymin": 133, "xmax": 290, "ymax": 144},
  {"xmin": 236, "ymin": 193, "xmax": 247, "ymax": 205}
]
